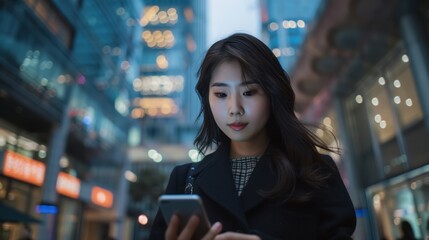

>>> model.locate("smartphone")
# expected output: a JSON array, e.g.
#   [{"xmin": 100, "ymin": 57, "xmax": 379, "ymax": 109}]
[{"xmin": 158, "ymin": 194, "xmax": 211, "ymax": 240}]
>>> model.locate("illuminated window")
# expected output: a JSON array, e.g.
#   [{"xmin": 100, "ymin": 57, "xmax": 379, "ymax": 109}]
[
  {"xmin": 367, "ymin": 80, "xmax": 396, "ymax": 143},
  {"xmin": 24, "ymin": 0, "xmax": 74, "ymax": 48},
  {"xmin": 386, "ymin": 55, "xmax": 423, "ymax": 128}
]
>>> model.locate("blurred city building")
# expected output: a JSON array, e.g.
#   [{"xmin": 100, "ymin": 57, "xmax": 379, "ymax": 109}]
[
  {"xmin": 0, "ymin": 0, "xmax": 143, "ymax": 239},
  {"xmin": 126, "ymin": 0, "xmax": 206, "ymax": 238},
  {"xmin": 0, "ymin": 0, "xmax": 206, "ymax": 238},
  {"xmin": 130, "ymin": 0, "xmax": 206, "ymax": 145},
  {"xmin": 289, "ymin": 0, "xmax": 429, "ymax": 239},
  {"xmin": 260, "ymin": 0, "xmax": 322, "ymax": 72}
]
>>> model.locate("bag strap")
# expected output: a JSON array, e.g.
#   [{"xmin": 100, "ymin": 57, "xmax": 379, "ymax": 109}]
[{"xmin": 184, "ymin": 163, "xmax": 197, "ymax": 194}]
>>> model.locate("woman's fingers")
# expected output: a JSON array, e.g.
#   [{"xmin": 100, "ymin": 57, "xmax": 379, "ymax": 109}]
[
  {"xmin": 177, "ymin": 215, "xmax": 200, "ymax": 240},
  {"xmin": 202, "ymin": 222, "xmax": 223, "ymax": 240},
  {"xmin": 166, "ymin": 215, "xmax": 221, "ymax": 240},
  {"xmin": 165, "ymin": 214, "xmax": 180, "ymax": 240},
  {"xmin": 214, "ymin": 232, "xmax": 260, "ymax": 240}
]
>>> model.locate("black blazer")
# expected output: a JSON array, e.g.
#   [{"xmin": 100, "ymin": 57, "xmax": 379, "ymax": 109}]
[{"xmin": 149, "ymin": 144, "xmax": 356, "ymax": 240}]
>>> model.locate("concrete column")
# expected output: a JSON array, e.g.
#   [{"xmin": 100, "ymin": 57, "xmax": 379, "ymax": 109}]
[
  {"xmin": 109, "ymin": 152, "xmax": 131, "ymax": 240},
  {"xmin": 37, "ymin": 86, "xmax": 74, "ymax": 240},
  {"xmin": 333, "ymin": 97, "xmax": 371, "ymax": 240},
  {"xmin": 399, "ymin": 0, "xmax": 429, "ymax": 131},
  {"xmin": 333, "ymin": 98, "xmax": 360, "ymax": 207}
]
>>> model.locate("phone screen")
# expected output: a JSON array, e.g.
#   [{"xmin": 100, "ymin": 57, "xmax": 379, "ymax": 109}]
[{"xmin": 159, "ymin": 194, "xmax": 211, "ymax": 240}]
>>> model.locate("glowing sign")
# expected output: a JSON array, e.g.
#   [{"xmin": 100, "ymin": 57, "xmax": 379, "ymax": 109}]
[
  {"xmin": 2, "ymin": 151, "xmax": 45, "ymax": 186},
  {"xmin": 133, "ymin": 75, "xmax": 184, "ymax": 95},
  {"xmin": 36, "ymin": 203, "xmax": 58, "ymax": 214},
  {"xmin": 131, "ymin": 97, "xmax": 179, "ymax": 118},
  {"xmin": 91, "ymin": 186, "xmax": 113, "ymax": 208},
  {"xmin": 56, "ymin": 172, "xmax": 80, "ymax": 199}
]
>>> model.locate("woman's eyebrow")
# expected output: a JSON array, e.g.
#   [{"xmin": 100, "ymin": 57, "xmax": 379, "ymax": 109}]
[
  {"xmin": 241, "ymin": 81, "xmax": 259, "ymax": 85},
  {"xmin": 210, "ymin": 82, "xmax": 228, "ymax": 87},
  {"xmin": 210, "ymin": 81, "xmax": 259, "ymax": 87}
]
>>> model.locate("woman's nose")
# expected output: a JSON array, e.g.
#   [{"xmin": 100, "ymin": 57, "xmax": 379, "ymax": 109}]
[{"xmin": 229, "ymin": 95, "xmax": 244, "ymax": 116}]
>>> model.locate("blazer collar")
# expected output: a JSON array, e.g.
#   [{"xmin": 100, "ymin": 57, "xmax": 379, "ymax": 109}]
[
  {"xmin": 239, "ymin": 151, "xmax": 277, "ymax": 211},
  {"xmin": 192, "ymin": 144, "xmax": 278, "ymax": 225},
  {"xmin": 192, "ymin": 144, "xmax": 249, "ymax": 229}
]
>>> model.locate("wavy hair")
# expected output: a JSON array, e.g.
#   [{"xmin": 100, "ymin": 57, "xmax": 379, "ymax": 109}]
[{"xmin": 194, "ymin": 33, "xmax": 335, "ymax": 202}]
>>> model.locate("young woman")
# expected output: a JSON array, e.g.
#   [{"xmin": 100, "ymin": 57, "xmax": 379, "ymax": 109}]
[{"xmin": 149, "ymin": 33, "xmax": 356, "ymax": 240}]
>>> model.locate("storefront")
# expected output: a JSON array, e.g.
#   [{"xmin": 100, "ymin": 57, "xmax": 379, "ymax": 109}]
[
  {"xmin": 0, "ymin": 128, "xmax": 45, "ymax": 239},
  {"xmin": 0, "ymin": 124, "xmax": 115, "ymax": 240},
  {"xmin": 340, "ymin": 42, "xmax": 429, "ymax": 239},
  {"xmin": 55, "ymin": 171, "xmax": 83, "ymax": 240},
  {"xmin": 367, "ymin": 165, "xmax": 429, "ymax": 239},
  {"xmin": 80, "ymin": 185, "xmax": 115, "ymax": 240}
]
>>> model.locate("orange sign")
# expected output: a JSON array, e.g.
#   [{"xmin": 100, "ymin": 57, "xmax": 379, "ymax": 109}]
[
  {"xmin": 2, "ymin": 150, "xmax": 46, "ymax": 186},
  {"xmin": 56, "ymin": 172, "xmax": 81, "ymax": 199},
  {"xmin": 91, "ymin": 186, "xmax": 113, "ymax": 208}
]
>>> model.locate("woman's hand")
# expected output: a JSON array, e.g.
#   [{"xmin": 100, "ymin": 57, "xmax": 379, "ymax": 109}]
[
  {"xmin": 214, "ymin": 232, "xmax": 261, "ymax": 240},
  {"xmin": 165, "ymin": 214, "xmax": 223, "ymax": 240}
]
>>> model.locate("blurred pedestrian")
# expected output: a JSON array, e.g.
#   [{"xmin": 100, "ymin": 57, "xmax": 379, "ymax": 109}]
[
  {"xmin": 18, "ymin": 224, "xmax": 33, "ymax": 240},
  {"xmin": 149, "ymin": 33, "xmax": 356, "ymax": 239},
  {"xmin": 398, "ymin": 220, "xmax": 416, "ymax": 240}
]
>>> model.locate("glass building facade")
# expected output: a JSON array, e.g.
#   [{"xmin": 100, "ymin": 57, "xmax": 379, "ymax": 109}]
[
  {"xmin": 348, "ymin": 44, "xmax": 429, "ymax": 239},
  {"xmin": 260, "ymin": 0, "xmax": 321, "ymax": 72},
  {"xmin": 291, "ymin": 0, "xmax": 429, "ymax": 239},
  {"xmin": 0, "ymin": 0, "xmax": 142, "ymax": 239}
]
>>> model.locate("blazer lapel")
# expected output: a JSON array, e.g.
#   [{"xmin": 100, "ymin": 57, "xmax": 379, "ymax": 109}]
[
  {"xmin": 193, "ymin": 144, "xmax": 249, "ymax": 229},
  {"xmin": 239, "ymin": 152, "xmax": 277, "ymax": 212}
]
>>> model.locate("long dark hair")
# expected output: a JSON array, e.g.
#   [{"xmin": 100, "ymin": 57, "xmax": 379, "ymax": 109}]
[{"xmin": 194, "ymin": 33, "xmax": 334, "ymax": 202}]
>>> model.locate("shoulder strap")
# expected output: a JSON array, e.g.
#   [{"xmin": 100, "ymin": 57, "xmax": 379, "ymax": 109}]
[{"xmin": 184, "ymin": 163, "xmax": 197, "ymax": 194}]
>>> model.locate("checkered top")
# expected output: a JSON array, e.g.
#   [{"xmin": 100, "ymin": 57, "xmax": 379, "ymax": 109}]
[{"xmin": 230, "ymin": 156, "xmax": 260, "ymax": 195}]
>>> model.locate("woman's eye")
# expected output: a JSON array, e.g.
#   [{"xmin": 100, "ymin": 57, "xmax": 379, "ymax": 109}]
[
  {"xmin": 243, "ymin": 90, "xmax": 255, "ymax": 96},
  {"xmin": 214, "ymin": 92, "xmax": 227, "ymax": 98}
]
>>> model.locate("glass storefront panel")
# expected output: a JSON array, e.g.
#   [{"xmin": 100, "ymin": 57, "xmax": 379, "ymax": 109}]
[
  {"xmin": 57, "ymin": 197, "xmax": 82, "ymax": 240},
  {"xmin": 367, "ymin": 167, "xmax": 429, "ymax": 240},
  {"xmin": 343, "ymin": 44, "xmax": 429, "ymax": 182},
  {"xmin": 385, "ymin": 53, "xmax": 429, "ymax": 169},
  {"xmin": 366, "ymin": 76, "xmax": 404, "ymax": 177},
  {"xmin": 367, "ymin": 79, "xmax": 396, "ymax": 144},
  {"xmin": 346, "ymin": 43, "xmax": 429, "ymax": 238},
  {"xmin": 0, "ymin": 123, "xmax": 45, "ymax": 239},
  {"xmin": 369, "ymin": 182, "xmax": 420, "ymax": 239},
  {"xmin": 344, "ymin": 92, "xmax": 380, "ymax": 185},
  {"xmin": 412, "ymin": 175, "xmax": 429, "ymax": 239},
  {"xmin": 386, "ymin": 56, "xmax": 423, "ymax": 128},
  {"xmin": 6, "ymin": 181, "xmax": 29, "ymax": 212},
  {"xmin": 345, "ymin": 94, "xmax": 372, "ymax": 156},
  {"xmin": 0, "ymin": 177, "xmax": 41, "ymax": 240},
  {"xmin": 28, "ymin": 187, "xmax": 42, "ymax": 238},
  {"xmin": 341, "ymin": 41, "xmax": 429, "ymax": 240}
]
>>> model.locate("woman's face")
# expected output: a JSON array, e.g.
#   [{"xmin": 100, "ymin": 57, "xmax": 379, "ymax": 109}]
[{"xmin": 209, "ymin": 61, "xmax": 270, "ymax": 144}]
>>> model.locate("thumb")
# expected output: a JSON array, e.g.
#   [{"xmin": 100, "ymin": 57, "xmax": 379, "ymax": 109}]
[{"xmin": 202, "ymin": 222, "xmax": 222, "ymax": 240}]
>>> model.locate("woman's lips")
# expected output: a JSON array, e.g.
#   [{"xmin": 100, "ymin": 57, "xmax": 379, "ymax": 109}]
[{"xmin": 228, "ymin": 122, "xmax": 248, "ymax": 131}]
